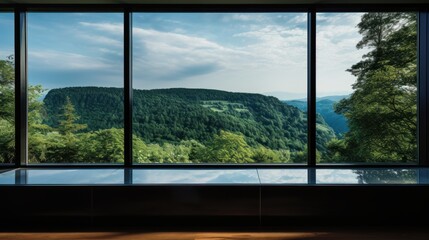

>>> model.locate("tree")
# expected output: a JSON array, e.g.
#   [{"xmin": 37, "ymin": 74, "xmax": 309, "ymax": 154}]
[
  {"xmin": 0, "ymin": 56, "xmax": 15, "ymax": 122},
  {"xmin": 252, "ymin": 146, "xmax": 281, "ymax": 163},
  {"xmin": 35, "ymin": 97, "xmax": 87, "ymax": 163},
  {"xmin": 203, "ymin": 130, "xmax": 253, "ymax": 163},
  {"xmin": 78, "ymin": 128, "xmax": 124, "ymax": 163},
  {"xmin": 0, "ymin": 56, "xmax": 15, "ymax": 163},
  {"xmin": 58, "ymin": 96, "xmax": 87, "ymax": 135},
  {"xmin": 331, "ymin": 12, "xmax": 417, "ymax": 163}
]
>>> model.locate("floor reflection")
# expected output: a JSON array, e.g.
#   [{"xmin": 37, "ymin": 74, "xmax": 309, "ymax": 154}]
[{"xmin": 0, "ymin": 168, "xmax": 428, "ymax": 185}]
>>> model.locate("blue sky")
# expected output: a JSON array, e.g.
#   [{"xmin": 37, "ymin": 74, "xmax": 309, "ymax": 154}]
[
  {"xmin": 1, "ymin": 12, "xmax": 368, "ymax": 99},
  {"xmin": 0, "ymin": 13, "xmax": 14, "ymax": 60}
]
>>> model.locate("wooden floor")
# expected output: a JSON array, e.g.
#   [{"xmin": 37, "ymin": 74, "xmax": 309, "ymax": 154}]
[{"xmin": 0, "ymin": 229, "xmax": 427, "ymax": 240}]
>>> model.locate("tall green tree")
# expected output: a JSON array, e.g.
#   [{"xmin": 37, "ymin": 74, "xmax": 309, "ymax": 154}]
[
  {"xmin": 58, "ymin": 96, "xmax": 87, "ymax": 135},
  {"xmin": 331, "ymin": 12, "xmax": 417, "ymax": 163}
]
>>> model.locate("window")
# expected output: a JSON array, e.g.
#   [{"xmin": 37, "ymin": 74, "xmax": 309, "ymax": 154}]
[
  {"xmin": 27, "ymin": 13, "xmax": 124, "ymax": 164},
  {"xmin": 132, "ymin": 13, "xmax": 308, "ymax": 164},
  {"xmin": 0, "ymin": 13, "xmax": 15, "ymax": 164},
  {"xmin": 316, "ymin": 12, "xmax": 418, "ymax": 164},
  {"xmin": 1, "ymin": 6, "xmax": 426, "ymax": 167}
]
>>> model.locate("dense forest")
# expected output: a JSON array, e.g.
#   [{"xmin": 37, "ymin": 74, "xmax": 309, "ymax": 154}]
[
  {"xmin": 45, "ymin": 87, "xmax": 335, "ymax": 149},
  {"xmin": 0, "ymin": 12, "xmax": 418, "ymax": 164}
]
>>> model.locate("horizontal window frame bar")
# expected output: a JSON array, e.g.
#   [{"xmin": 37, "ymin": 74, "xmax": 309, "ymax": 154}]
[
  {"xmin": 0, "ymin": 4, "xmax": 428, "ymax": 13},
  {"xmin": 17, "ymin": 164, "xmax": 422, "ymax": 169}
]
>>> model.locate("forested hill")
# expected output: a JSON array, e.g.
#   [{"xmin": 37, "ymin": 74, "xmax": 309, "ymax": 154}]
[{"xmin": 43, "ymin": 87, "xmax": 336, "ymax": 152}]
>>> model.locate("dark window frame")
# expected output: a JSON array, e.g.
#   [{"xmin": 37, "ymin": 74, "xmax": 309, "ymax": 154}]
[{"xmin": 0, "ymin": 4, "xmax": 428, "ymax": 169}]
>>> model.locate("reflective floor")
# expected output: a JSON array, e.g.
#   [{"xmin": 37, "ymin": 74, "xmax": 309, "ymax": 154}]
[{"xmin": 0, "ymin": 168, "xmax": 428, "ymax": 185}]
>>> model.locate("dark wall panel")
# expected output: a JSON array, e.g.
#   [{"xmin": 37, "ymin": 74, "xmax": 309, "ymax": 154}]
[
  {"xmin": 0, "ymin": 186, "xmax": 92, "ymax": 226},
  {"xmin": 261, "ymin": 186, "xmax": 429, "ymax": 226},
  {"xmin": 92, "ymin": 186, "xmax": 260, "ymax": 226}
]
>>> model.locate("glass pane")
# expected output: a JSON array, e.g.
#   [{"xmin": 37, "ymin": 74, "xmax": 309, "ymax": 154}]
[
  {"xmin": 133, "ymin": 13, "xmax": 309, "ymax": 164},
  {"xmin": 28, "ymin": 13, "xmax": 124, "ymax": 164},
  {"xmin": 316, "ymin": 13, "xmax": 418, "ymax": 163},
  {"xmin": 0, "ymin": 13, "xmax": 15, "ymax": 164},
  {"xmin": 133, "ymin": 169, "xmax": 259, "ymax": 184},
  {"xmin": 26, "ymin": 169, "xmax": 124, "ymax": 184},
  {"xmin": 258, "ymin": 169, "xmax": 308, "ymax": 184},
  {"xmin": 316, "ymin": 168, "xmax": 418, "ymax": 184},
  {"xmin": 0, "ymin": 170, "xmax": 15, "ymax": 184}
]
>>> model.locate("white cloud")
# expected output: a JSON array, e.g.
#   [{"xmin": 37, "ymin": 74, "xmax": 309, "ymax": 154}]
[
  {"xmin": 316, "ymin": 13, "xmax": 368, "ymax": 96},
  {"xmin": 288, "ymin": 14, "xmax": 307, "ymax": 24},
  {"xmin": 234, "ymin": 25, "xmax": 307, "ymax": 66},
  {"xmin": 79, "ymin": 33, "xmax": 122, "ymax": 48},
  {"xmin": 132, "ymin": 23, "xmax": 308, "ymax": 94},
  {"xmin": 76, "ymin": 22, "xmax": 123, "ymax": 51},
  {"xmin": 29, "ymin": 50, "xmax": 114, "ymax": 71},
  {"xmin": 79, "ymin": 22, "xmax": 123, "ymax": 36},
  {"xmin": 222, "ymin": 14, "xmax": 269, "ymax": 23},
  {"xmin": 27, "ymin": 13, "xmax": 369, "ymax": 96},
  {"xmin": 133, "ymin": 27, "xmax": 249, "ymax": 82}
]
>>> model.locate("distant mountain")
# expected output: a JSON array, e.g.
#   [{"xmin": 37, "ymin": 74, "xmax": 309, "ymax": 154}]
[
  {"xmin": 43, "ymin": 87, "xmax": 336, "ymax": 152},
  {"xmin": 264, "ymin": 91, "xmax": 307, "ymax": 100},
  {"xmin": 318, "ymin": 95, "xmax": 350, "ymax": 102},
  {"xmin": 284, "ymin": 95, "xmax": 350, "ymax": 102},
  {"xmin": 284, "ymin": 96, "xmax": 349, "ymax": 135}
]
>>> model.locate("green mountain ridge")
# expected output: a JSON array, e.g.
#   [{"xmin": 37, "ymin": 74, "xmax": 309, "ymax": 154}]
[{"xmin": 43, "ymin": 87, "xmax": 336, "ymax": 153}]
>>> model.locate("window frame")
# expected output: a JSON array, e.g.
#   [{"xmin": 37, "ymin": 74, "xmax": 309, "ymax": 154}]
[{"xmin": 0, "ymin": 3, "xmax": 427, "ymax": 168}]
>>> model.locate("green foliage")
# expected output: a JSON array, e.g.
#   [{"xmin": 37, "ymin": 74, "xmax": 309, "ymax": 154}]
[
  {"xmin": 58, "ymin": 96, "xmax": 87, "ymax": 135},
  {"xmin": 79, "ymin": 128, "xmax": 124, "ymax": 163},
  {"xmin": 17, "ymin": 84, "xmax": 323, "ymax": 164},
  {"xmin": 0, "ymin": 56, "xmax": 15, "ymax": 122},
  {"xmin": 202, "ymin": 130, "xmax": 253, "ymax": 163},
  {"xmin": 2, "ymin": 13, "xmax": 417, "ymax": 165},
  {"xmin": 252, "ymin": 146, "xmax": 291, "ymax": 163},
  {"xmin": 290, "ymin": 147, "xmax": 321, "ymax": 164},
  {"xmin": 43, "ymin": 87, "xmax": 124, "ymax": 131},
  {"xmin": 0, "ymin": 119, "xmax": 15, "ymax": 163},
  {"xmin": 0, "ymin": 56, "xmax": 15, "ymax": 163},
  {"xmin": 43, "ymin": 87, "xmax": 336, "ymax": 161},
  {"xmin": 328, "ymin": 12, "xmax": 417, "ymax": 163}
]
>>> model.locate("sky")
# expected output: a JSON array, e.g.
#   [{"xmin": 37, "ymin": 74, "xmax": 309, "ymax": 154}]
[
  {"xmin": 0, "ymin": 12, "xmax": 369, "ymax": 99},
  {"xmin": 0, "ymin": 13, "xmax": 14, "ymax": 62}
]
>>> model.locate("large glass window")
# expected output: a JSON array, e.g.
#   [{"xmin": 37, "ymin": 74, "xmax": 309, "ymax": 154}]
[
  {"xmin": 0, "ymin": 13, "xmax": 15, "ymax": 164},
  {"xmin": 27, "ymin": 13, "xmax": 124, "ymax": 164},
  {"xmin": 3, "ymin": 9, "xmax": 422, "ymax": 166},
  {"xmin": 132, "ymin": 13, "xmax": 309, "ymax": 164},
  {"xmin": 316, "ymin": 12, "xmax": 418, "ymax": 163}
]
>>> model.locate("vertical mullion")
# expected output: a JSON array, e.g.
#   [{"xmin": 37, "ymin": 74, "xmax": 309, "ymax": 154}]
[
  {"xmin": 15, "ymin": 169, "xmax": 27, "ymax": 185},
  {"xmin": 307, "ymin": 10, "xmax": 317, "ymax": 167},
  {"xmin": 419, "ymin": 168, "xmax": 429, "ymax": 184},
  {"xmin": 124, "ymin": 10, "xmax": 133, "ymax": 167},
  {"xmin": 418, "ymin": 11, "xmax": 429, "ymax": 166},
  {"xmin": 307, "ymin": 168, "xmax": 316, "ymax": 185},
  {"xmin": 14, "ymin": 9, "xmax": 27, "ymax": 167}
]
